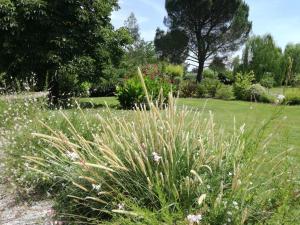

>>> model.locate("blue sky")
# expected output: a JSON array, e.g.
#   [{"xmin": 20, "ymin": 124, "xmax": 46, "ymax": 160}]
[{"xmin": 112, "ymin": 0, "xmax": 300, "ymax": 51}]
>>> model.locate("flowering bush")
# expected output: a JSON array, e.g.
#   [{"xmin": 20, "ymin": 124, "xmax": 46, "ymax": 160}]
[
  {"xmin": 165, "ymin": 64, "xmax": 184, "ymax": 84},
  {"xmin": 248, "ymin": 84, "xmax": 275, "ymax": 103}
]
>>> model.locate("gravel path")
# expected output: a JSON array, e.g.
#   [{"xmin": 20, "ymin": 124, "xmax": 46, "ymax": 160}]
[
  {"xmin": 0, "ymin": 129, "xmax": 53, "ymax": 225},
  {"xmin": 0, "ymin": 92, "xmax": 48, "ymax": 101}
]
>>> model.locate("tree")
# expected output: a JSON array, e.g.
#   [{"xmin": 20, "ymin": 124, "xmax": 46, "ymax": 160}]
[
  {"xmin": 241, "ymin": 34, "xmax": 284, "ymax": 84},
  {"xmin": 209, "ymin": 56, "xmax": 226, "ymax": 74},
  {"xmin": 160, "ymin": 0, "xmax": 251, "ymax": 82},
  {"xmin": 121, "ymin": 13, "xmax": 158, "ymax": 77},
  {"xmin": 284, "ymin": 43, "xmax": 300, "ymax": 76},
  {"xmin": 124, "ymin": 12, "xmax": 141, "ymax": 44},
  {"xmin": 0, "ymin": 0, "xmax": 131, "ymax": 102},
  {"xmin": 154, "ymin": 28, "xmax": 189, "ymax": 64},
  {"xmin": 230, "ymin": 55, "xmax": 240, "ymax": 75}
]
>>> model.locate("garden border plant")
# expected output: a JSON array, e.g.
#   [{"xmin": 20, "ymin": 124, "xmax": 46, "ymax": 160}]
[{"xmin": 6, "ymin": 68, "xmax": 295, "ymax": 224}]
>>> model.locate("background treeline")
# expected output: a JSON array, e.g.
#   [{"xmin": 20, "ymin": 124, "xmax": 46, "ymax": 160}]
[{"xmin": 1, "ymin": 1, "xmax": 300, "ymax": 107}]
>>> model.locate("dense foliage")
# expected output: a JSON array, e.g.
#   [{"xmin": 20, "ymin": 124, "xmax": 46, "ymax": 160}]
[
  {"xmin": 116, "ymin": 68, "xmax": 172, "ymax": 109},
  {"xmin": 0, "ymin": 0, "xmax": 131, "ymax": 100},
  {"xmin": 241, "ymin": 35, "xmax": 284, "ymax": 85}
]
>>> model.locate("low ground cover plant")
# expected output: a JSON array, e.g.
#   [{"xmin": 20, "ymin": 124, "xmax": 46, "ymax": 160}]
[{"xmin": 1, "ymin": 70, "xmax": 295, "ymax": 224}]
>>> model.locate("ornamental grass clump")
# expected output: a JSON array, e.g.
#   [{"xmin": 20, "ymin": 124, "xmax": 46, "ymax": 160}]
[{"xmin": 25, "ymin": 69, "xmax": 298, "ymax": 224}]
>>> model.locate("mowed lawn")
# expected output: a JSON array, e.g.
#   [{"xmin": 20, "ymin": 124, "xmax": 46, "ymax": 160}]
[{"xmin": 80, "ymin": 97, "xmax": 300, "ymax": 168}]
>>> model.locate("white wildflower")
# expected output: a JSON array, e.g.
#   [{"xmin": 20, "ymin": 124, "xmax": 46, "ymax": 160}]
[
  {"xmin": 66, "ymin": 151, "xmax": 79, "ymax": 161},
  {"xmin": 152, "ymin": 152, "xmax": 162, "ymax": 163},
  {"xmin": 277, "ymin": 94, "xmax": 285, "ymax": 101},
  {"xmin": 187, "ymin": 214, "xmax": 202, "ymax": 224},
  {"xmin": 117, "ymin": 203, "xmax": 125, "ymax": 210},
  {"xmin": 92, "ymin": 184, "xmax": 101, "ymax": 192},
  {"xmin": 233, "ymin": 201, "xmax": 239, "ymax": 209}
]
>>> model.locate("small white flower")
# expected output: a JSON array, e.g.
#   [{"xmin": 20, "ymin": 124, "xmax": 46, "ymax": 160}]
[
  {"xmin": 187, "ymin": 214, "xmax": 202, "ymax": 224},
  {"xmin": 92, "ymin": 184, "xmax": 101, "ymax": 191},
  {"xmin": 277, "ymin": 94, "xmax": 285, "ymax": 101},
  {"xmin": 152, "ymin": 152, "xmax": 162, "ymax": 163},
  {"xmin": 228, "ymin": 172, "xmax": 233, "ymax": 176},
  {"xmin": 233, "ymin": 201, "xmax": 239, "ymax": 209},
  {"xmin": 117, "ymin": 203, "xmax": 125, "ymax": 210},
  {"xmin": 66, "ymin": 151, "xmax": 79, "ymax": 161}
]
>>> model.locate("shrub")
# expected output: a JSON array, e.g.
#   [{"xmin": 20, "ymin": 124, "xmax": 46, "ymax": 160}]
[
  {"xmin": 165, "ymin": 64, "xmax": 184, "ymax": 81},
  {"xmin": 183, "ymin": 72, "xmax": 196, "ymax": 81},
  {"xmin": 249, "ymin": 84, "xmax": 275, "ymax": 103},
  {"xmin": 233, "ymin": 71, "xmax": 255, "ymax": 100},
  {"xmin": 196, "ymin": 84, "xmax": 207, "ymax": 98},
  {"xmin": 90, "ymin": 78, "xmax": 120, "ymax": 97},
  {"xmin": 198, "ymin": 78, "xmax": 222, "ymax": 98},
  {"xmin": 57, "ymin": 56, "xmax": 96, "ymax": 97},
  {"xmin": 260, "ymin": 73, "xmax": 275, "ymax": 88},
  {"xmin": 179, "ymin": 80, "xmax": 198, "ymax": 98},
  {"xmin": 218, "ymin": 70, "xmax": 234, "ymax": 85},
  {"xmin": 141, "ymin": 64, "xmax": 161, "ymax": 79},
  {"xmin": 215, "ymin": 85, "xmax": 235, "ymax": 100},
  {"xmin": 292, "ymin": 74, "xmax": 300, "ymax": 87},
  {"xmin": 202, "ymin": 69, "xmax": 216, "ymax": 79},
  {"xmin": 79, "ymin": 82, "xmax": 92, "ymax": 97},
  {"xmin": 116, "ymin": 72, "xmax": 171, "ymax": 109}
]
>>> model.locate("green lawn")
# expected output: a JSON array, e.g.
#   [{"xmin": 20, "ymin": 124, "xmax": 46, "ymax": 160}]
[
  {"xmin": 79, "ymin": 97, "xmax": 300, "ymax": 166},
  {"xmin": 270, "ymin": 86, "xmax": 300, "ymax": 95}
]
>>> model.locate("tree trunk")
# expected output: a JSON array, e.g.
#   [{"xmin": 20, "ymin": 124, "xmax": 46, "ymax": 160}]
[{"xmin": 196, "ymin": 59, "xmax": 205, "ymax": 83}]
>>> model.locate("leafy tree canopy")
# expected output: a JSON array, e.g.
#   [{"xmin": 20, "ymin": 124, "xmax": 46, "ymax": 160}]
[
  {"xmin": 156, "ymin": 0, "xmax": 251, "ymax": 82},
  {"xmin": 0, "ymin": 0, "xmax": 131, "ymax": 97},
  {"xmin": 122, "ymin": 13, "xmax": 158, "ymax": 77},
  {"xmin": 154, "ymin": 28, "xmax": 189, "ymax": 64},
  {"xmin": 241, "ymin": 34, "xmax": 284, "ymax": 85},
  {"xmin": 284, "ymin": 43, "xmax": 300, "ymax": 76}
]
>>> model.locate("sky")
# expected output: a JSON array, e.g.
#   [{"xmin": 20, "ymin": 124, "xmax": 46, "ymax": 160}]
[{"xmin": 112, "ymin": 0, "xmax": 300, "ymax": 51}]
